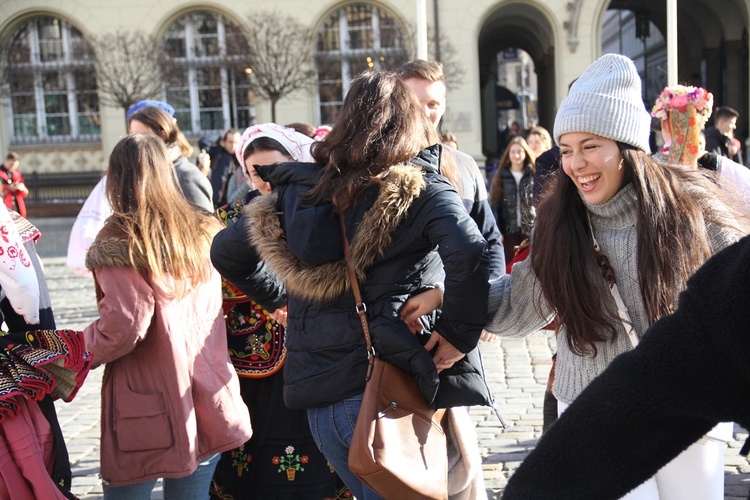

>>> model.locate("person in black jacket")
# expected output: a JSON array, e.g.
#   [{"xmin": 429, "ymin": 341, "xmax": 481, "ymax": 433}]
[
  {"xmin": 503, "ymin": 235, "xmax": 750, "ymax": 499},
  {"xmin": 488, "ymin": 136, "xmax": 536, "ymax": 264},
  {"xmin": 398, "ymin": 59, "xmax": 505, "ymax": 279},
  {"xmin": 704, "ymin": 105, "xmax": 743, "ymax": 165},
  {"xmin": 206, "ymin": 129, "xmax": 241, "ymax": 206},
  {"xmin": 211, "ymin": 70, "xmax": 491, "ymax": 499}
]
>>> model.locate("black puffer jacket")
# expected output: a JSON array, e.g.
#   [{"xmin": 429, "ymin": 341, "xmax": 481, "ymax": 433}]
[
  {"xmin": 493, "ymin": 164, "xmax": 535, "ymax": 236},
  {"xmin": 210, "ymin": 145, "xmax": 492, "ymax": 410},
  {"xmin": 503, "ymin": 235, "xmax": 750, "ymax": 499}
]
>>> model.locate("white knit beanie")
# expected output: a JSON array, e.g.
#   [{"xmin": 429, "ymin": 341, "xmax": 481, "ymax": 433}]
[{"xmin": 554, "ymin": 54, "xmax": 652, "ymax": 153}]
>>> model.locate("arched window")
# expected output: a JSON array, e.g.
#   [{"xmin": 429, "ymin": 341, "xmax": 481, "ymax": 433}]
[
  {"xmin": 315, "ymin": 3, "xmax": 408, "ymax": 124},
  {"xmin": 7, "ymin": 16, "xmax": 100, "ymax": 144},
  {"xmin": 163, "ymin": 11, "xmax": 252, "ymax": 135}
]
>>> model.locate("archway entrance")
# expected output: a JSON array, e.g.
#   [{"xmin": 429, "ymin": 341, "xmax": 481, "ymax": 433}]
[{"xmin": 478, "ymin": 3, "xmax": 555, "ymax": 162}]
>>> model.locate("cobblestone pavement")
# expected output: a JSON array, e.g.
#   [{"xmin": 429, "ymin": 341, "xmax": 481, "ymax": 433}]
[{"xmin": 31, "ymin": 217, "xmax": 750, "ymax": 499}]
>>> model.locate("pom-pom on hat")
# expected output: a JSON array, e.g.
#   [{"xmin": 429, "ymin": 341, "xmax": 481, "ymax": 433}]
[{"xmin": 554, "ymin": 54, "xmax": 652, "ymax": 153}]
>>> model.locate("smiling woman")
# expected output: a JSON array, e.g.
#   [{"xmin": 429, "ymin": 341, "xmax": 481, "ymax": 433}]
[
  {"xmin": 484, "ymin": 53, "xmax": 750, "ymax": 500},
  {"xmin": 558, "ymin": 132, "xmax": 625, "ymax": 205}
]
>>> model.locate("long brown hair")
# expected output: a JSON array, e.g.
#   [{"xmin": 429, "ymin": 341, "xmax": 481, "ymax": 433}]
[
  {"xmin": 105, "ymin": 134, "xmax": 220, "ymax": 289},
  {"xmin": 531, "ymin": 144, "xmax": 748, "ymax": 355},
  {"xmin": 128, "ymin": 106, "xmax": 193, "ymax": 157},
  {"xmin": 489, "ymin": 136, "xmax": 535, "ymax": 207},
  {"xmin": 306, "ymin": 70, "xmax": 451, "ymax": 210}
]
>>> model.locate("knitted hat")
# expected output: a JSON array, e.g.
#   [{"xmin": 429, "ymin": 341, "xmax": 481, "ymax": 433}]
[
  {"xmin": 126, "ymin": 100, "xmax": 175, "ymax": 121},
  {"xmin": 554, "ymin": 54, "xmax": 652, "ymax": 153}
]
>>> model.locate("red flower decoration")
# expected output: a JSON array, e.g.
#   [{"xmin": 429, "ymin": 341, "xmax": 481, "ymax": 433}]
[
  {"xmin": 300, "ymin": 455, "xmax": 309, "ymax": 464},
  {"xmin": 272, "ymin": 456, "xmax": 280, "ymax": 465}
]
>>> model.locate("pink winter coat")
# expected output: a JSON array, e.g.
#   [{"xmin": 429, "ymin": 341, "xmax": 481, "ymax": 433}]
[{"xmin": 83, "ymin": 231, "xmax": 252, "ymax": 487}]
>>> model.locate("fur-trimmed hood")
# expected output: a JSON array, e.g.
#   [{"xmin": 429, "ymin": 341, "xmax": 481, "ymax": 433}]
[
  {"xmin": 85, "ymin": 222, "xmax": 150, "ymax": 272},
  {"xmin": 242, "ymin": 163, "xmax": 426, "ymax": 303}
]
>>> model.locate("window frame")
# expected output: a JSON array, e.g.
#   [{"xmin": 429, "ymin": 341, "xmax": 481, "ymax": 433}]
[
  {"xmin": 314, "ymin": 3, "xmax": 408, "ymax": 125},
  {"xmin": 163, "ymin": 11, "xmax": 252, "ymax": 136},
  {"xmin": 7, "ymin": 16, "xmax": 101, "ymax": 145}
]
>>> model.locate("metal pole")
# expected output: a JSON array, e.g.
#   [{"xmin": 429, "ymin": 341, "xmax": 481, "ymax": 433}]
[
  {"xmin": 417, "ymin": 0, "xmax": 428, "ymax": 59},
  {"xmin": 433, "ymin": 0, "xmax": 441, "ymax": 61},
  {"xmin": 666, "ymin": 0, "xmax": 678, "ymax": 86}
]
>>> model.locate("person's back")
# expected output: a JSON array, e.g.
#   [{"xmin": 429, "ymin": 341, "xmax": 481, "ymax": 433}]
[
  {"xmin": 83, "ymin": 135, "xmax": 251, "ymax": 495},
  {"xmin": 211, "ymin": 71, "xmax": 491, "ymax": 500}
]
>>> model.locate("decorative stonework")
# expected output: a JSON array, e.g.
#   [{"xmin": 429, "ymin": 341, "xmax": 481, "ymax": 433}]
[
  {"xmin": 563, "ymin": 0, "xmax": 584, "ymax": 53},
  {"xmin": 12, "ymin": 146, "xmax": 105, "ymax": 174}
]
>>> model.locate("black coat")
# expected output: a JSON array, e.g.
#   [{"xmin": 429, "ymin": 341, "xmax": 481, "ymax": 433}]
[
  {"xmin": 493, "ymin": 164, "xmax": 535, "ymax": 236},
  {"xmin": 704, "ymin": 126, "xmax": 743, "ymax": 165},
  {"xmin": 503, "ymin": 235, "xmax": 750, "ymax": 499},
  {"xmin": 211, "ymin": 146, "xmax": 493, "ymax": 410}
]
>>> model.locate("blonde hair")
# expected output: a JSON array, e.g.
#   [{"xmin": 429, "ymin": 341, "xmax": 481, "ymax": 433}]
[{"xmin": 105, "ymin": 134, "xmax": 220, "ymax": 291}]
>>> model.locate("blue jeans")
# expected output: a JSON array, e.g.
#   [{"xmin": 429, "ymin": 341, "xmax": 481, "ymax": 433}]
[
  {"xmin": 102, "ymin": 453, "xmax": 220, "ymax": 499},
  {"xmin": 307, "ymin": 395, "xmax": 382, "ymax": 500}
]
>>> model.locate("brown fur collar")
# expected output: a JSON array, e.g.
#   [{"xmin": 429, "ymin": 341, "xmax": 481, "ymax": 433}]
[
  {"xmin": 242, "ymin": 163, "xmax": 426, "ymax": 303},
  {"xmin": 85, "ymin": 222, "xmax": 149, "ymax": 272}
]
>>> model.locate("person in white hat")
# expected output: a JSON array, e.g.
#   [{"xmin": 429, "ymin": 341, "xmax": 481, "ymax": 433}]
[{"xmin": 479, "ymin": 53, "xmax": 749, "ymax": 499}]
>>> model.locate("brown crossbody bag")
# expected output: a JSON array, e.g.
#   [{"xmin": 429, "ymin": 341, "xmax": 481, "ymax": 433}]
[{"xmin": 340, "ymin": 213, "xmax": 448, "ymax": 500}]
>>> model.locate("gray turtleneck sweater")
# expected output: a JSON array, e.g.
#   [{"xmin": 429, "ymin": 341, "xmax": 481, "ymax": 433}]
[{"xmin": 485, "ymin": 183, "xmax": 743, "ymax": 405}]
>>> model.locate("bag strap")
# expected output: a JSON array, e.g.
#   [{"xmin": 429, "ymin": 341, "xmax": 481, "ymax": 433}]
[
  {"xmin": 588, "ymin": 215, "xmax": 639, "ymax": 348},
  {"xmin": 339, "ymin": 213, "xmax": 377, "ymax": 381}
]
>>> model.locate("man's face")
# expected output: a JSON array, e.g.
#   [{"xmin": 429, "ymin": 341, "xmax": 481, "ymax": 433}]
[
  {"xmin": 717, "ymin": 116, "xmax": 737, "ymax": 136},
  {"xmin": 223, "ymin": 132, "xmax": 241, "ymax": 154},
  {"xmin": 402, "ymin": 77, "xmax": 446, "ymax": 128}
]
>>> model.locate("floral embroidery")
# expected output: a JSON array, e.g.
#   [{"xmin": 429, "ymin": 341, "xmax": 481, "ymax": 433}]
[
  {"xmin": 231, "ymin": 445, "xmax": 252, "ymax": 476},
  {"xmin": 272, "ymin": 445, "xmax": 308, "ymax": 481}
]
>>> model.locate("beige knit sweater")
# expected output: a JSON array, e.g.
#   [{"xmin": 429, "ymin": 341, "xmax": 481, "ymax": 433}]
[{"xmin": 485, "ymin": 183, "xmax": 742, "ymax": 405}]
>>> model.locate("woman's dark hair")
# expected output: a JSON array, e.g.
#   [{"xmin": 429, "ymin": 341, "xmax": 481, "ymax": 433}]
[
  {"xmin": 242, "ymin": 137, "xmax": 291, "ymax": 162},
  {"xmin": 531, "ymin": 143, "xmax": 747, "ymax": 355},
  {"xmin": 241, "ymin": 137, "xmax": 293, "ymax": 176},
  {"xmin": 305, "ymin": 70, "xmax": 441, "ymax": 210}
]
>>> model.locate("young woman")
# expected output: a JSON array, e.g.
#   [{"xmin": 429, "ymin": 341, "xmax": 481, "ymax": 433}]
[
  {"xmin": 484, "ymin": 54, "xmax": 748, "ymax": 499},
  {"xmin": 83, "ymin": 134, "xmax": 252, "ymax": 498},
  {"xmin": 210, "ymin": 71, "xmax": 491, "ymax": 499},
  {"xmin": 209, "ymin": 123, "xmax": 349, "ymax": 499},
  {"xmin": 489, "ymin": 136, "xmax": 536, "ymax": 263},
  {"xmin": 128, "ymin": 105, "xmax": 214, "ymax": 212}
]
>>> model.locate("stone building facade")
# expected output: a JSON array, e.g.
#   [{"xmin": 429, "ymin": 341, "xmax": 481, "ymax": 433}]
[{"xmin": 0, "ymin": 0, "xmax": 747, "ymax": 174}]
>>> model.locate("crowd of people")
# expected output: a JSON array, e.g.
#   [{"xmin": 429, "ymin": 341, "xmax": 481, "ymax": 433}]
[{"xmin": 3, "ymin": 52, "xmax": 750, "ymax": 500}]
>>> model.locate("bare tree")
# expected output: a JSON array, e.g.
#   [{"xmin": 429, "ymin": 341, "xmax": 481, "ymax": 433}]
[
  {"xmin": 244, "ymin": 11, "xmax": 315, "ymax": 123},
  {"xmin": 90, "ymin": 30, "xmax": 166, "ymax": 112}
]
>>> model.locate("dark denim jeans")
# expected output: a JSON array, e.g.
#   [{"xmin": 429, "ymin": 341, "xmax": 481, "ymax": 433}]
[{"xmin": 307, "ymin": 394, "xmax": 382, "ymax": 500}]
